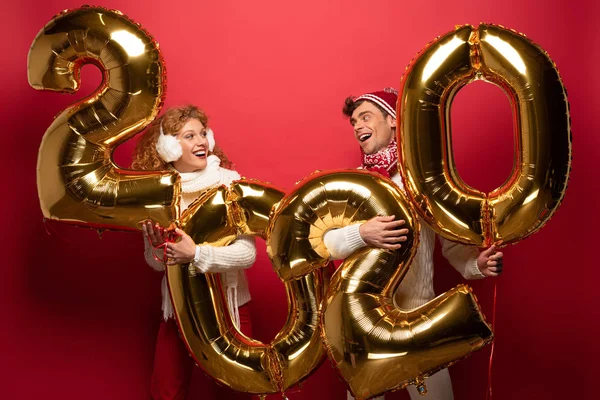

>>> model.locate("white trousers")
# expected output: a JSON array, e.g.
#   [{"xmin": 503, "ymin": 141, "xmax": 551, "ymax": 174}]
[{"xmin": 347, "ymin": 368, "xmax": 453, "ymax": 400}]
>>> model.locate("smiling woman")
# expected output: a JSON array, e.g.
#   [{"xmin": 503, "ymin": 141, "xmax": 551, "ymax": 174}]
[
  {"xmin": 132, "ymin": 106, "xmax": 234, "ymax": 172},
  {"xmin": 171, "ymin": 120, "xmax": 210, "ymax": 172},
  {"xmin": 131, "ymin": 105, "xmax": 256, "ymax": 400}
]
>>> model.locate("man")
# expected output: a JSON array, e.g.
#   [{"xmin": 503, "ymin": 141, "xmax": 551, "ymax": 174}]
[{"xmin": 323, "ymin": 88, "xmax": 503, "ymax": 400}]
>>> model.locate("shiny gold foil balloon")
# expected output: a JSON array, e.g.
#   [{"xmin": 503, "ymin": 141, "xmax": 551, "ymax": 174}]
[
  {"xmin": 398, "ymin": 24, "xmax": 571, "ymax": 247},
  {"xmin": 29, "ymin": 6, "xmax": 179, "ymax": 231},
  {"xmin": 167, "ymin": 180, "xmax": 327, "ymax": 395},
  {"xmin": 284, "ymin": 171, "xmax": 492, "ymax": 400}
]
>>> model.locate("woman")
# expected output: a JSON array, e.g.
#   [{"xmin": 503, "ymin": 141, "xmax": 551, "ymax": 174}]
[{"xmin": 132, "ymin": 105, "xmax": 256, "ymax": 400}]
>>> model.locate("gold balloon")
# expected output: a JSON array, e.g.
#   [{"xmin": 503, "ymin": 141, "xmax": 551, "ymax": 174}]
[
  {"xmin": 167, "ymin": 180, "xmax": 327, "ymax": 395},
  {"xmin": 274, "ymin": 171, "xmax": 492, "ymax": 400},
  {"xmin": 29, "ymin": 6, "xmax": 179, "ymax": 231},
  {"xmin": 398, "ymin": 24, "xmax": 572, "ymax": 247}
]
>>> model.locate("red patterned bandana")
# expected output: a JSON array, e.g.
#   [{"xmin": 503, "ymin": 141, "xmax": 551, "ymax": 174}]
[{"xmin": 361, "ymin": 139, "xmax": 398, "ymax": 178}]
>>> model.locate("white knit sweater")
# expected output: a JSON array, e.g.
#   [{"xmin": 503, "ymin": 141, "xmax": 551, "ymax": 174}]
[
  {"xmin": 144, "ymin": 155, "xmax": 255, "ymax": 326},
  {"xmin": 323, "ymin": 171, "xmax": 484, "ymax": 309}
]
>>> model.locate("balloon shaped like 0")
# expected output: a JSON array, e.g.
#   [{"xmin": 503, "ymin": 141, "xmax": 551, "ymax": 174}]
[
  {"xmin": 168, "ymin": 171, "xmax": 492, "ymax": 398},
  {"xmin": 398, "ymin": 24, "xmax": 571, "ymax": 247},
  {"xmin": 167, "ymin": 179, "xmax": 326, "ymax": 395},
  {"xmin": 28, "ymin": 6, "xmax": 178, "ymax": 231}
]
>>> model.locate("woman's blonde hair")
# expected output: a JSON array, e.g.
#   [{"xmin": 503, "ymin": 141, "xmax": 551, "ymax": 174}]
[{"xmin": 131, "ymin": 105, "xmax": 234, "ymax": 171}]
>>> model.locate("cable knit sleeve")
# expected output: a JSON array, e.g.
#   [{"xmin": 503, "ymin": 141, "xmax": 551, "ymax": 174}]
[
  {"xmin": 192, "ymin": 235, "xmax": 256, "ymax": 273},
  {"xmin": 323, "ymin": 223, "xmax": 367, "ymax": 260},
  {"xmin": 143, "ymin": 235, "xmax": 165, "ymax": 272},
  {"xmin": 440, "ymin": 237, "xmax": 485, "ymax": 280}
]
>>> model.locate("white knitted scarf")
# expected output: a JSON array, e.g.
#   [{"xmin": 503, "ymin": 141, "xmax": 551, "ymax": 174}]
[
  {"xmin": 161, "ymin": 154, "xmax": 242, "ymax": 329},
  {"xmin": 178, "ymin": 155, "xmax": 222, "ymax": 193}
]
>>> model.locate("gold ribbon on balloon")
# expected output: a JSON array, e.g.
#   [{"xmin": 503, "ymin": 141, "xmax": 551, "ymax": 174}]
[
  {"xmin": 168, "ymin": 171, "xmax": 492, "ymax": 398},
  {"xmin": 398, "ymin": 24, "xmax": 572, "ymax": 247},
  {"xmin": 28, "ymin": 6, "xmax": 179, "ymax": 231}
]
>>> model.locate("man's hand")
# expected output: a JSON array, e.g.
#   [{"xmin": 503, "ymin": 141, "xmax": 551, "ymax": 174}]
[
  {"xmin": 359, "ymin": 215, "xmax": 408, "ymax": 250},
  {"xmin": 477, "ymin": 244, "xmax": 504, "ymax": 277},
  {"xmin": 166, "ymin": 228, "xmax": 197, "ymax": 265}
]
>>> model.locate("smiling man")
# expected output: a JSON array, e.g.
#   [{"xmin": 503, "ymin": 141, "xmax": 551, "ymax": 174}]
[{"xmin": 323, "ymin": 88, "xmax": 504, "ymax": 400}]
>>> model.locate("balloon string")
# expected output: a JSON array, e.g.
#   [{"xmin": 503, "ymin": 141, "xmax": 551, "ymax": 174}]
[
  {"xmin": 485, "ymin": 283, "xmax": 498, "ymax": 400},
  {"xmin": 42, "ymin": 218, "xmax": 52, "ymax": 236},
  {"xmin": 152, "ymin": 242, "xmax": 169, "ymax": 263},
  {"xmin": 42, "ymin": 218, "xmax": 77, "ymax": 245},
  {"xmin": 151, "ymin": 227, "xmax": 177, "ymax": 263}
]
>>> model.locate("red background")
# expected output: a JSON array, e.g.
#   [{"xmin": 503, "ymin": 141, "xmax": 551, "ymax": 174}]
[{"xmin": 2, "ymin": 1, "xmax": 598, "ymax": 399}]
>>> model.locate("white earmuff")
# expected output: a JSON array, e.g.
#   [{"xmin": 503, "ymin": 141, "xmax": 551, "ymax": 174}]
[
  {"xmin": 155, "ymin": 122, "xmax": 183, "ymax": 163},
  {"xmin": 206, "ymin": 128, "xmax": 215, "ymax": 151}
]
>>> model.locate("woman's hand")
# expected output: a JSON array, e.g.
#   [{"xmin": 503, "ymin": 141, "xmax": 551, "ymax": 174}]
[
  {"xmin": 142, "ymin": 220, "xmax": 168, "ymax": 247},
  {"xmin": 166, "ymin": 228, "xmax": 197, "ymax": 265}
]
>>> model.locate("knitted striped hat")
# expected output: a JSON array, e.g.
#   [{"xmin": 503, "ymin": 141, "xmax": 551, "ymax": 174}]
[{"xmin": 355, "ymin": 87, "xmax": 398, "ymax": 119}]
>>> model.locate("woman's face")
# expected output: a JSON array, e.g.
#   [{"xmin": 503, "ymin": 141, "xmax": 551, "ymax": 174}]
[{"xmin": 171, "ymin": 119, "xmax": 209, "ymax": 173}]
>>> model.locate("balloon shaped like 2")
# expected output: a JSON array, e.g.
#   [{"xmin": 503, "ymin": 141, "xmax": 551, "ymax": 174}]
[
  {"xmin": 28, "ymin": 6, "xmax": 178, "ymax": 231},
  {"xmin": 398, "ymin": 24, "xmax": 571, "ymax": 247},
  {"xmin": 299, "ymin": 172, "xmax": 491, "ymax": 400},
  {"xmin": 167, "ymin": 171, "xmax": 492, "ymax": 398}
]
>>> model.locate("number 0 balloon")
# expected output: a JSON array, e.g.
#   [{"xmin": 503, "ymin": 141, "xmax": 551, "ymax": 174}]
[{"xmin": 398, "ymin": 24, "xmax": 571, "ymax": 247}]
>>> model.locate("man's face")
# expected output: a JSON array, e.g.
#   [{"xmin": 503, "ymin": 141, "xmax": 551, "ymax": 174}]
[{"xmin": 350, "ymin": 101, "xmax": 396, "ymax": 154}]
